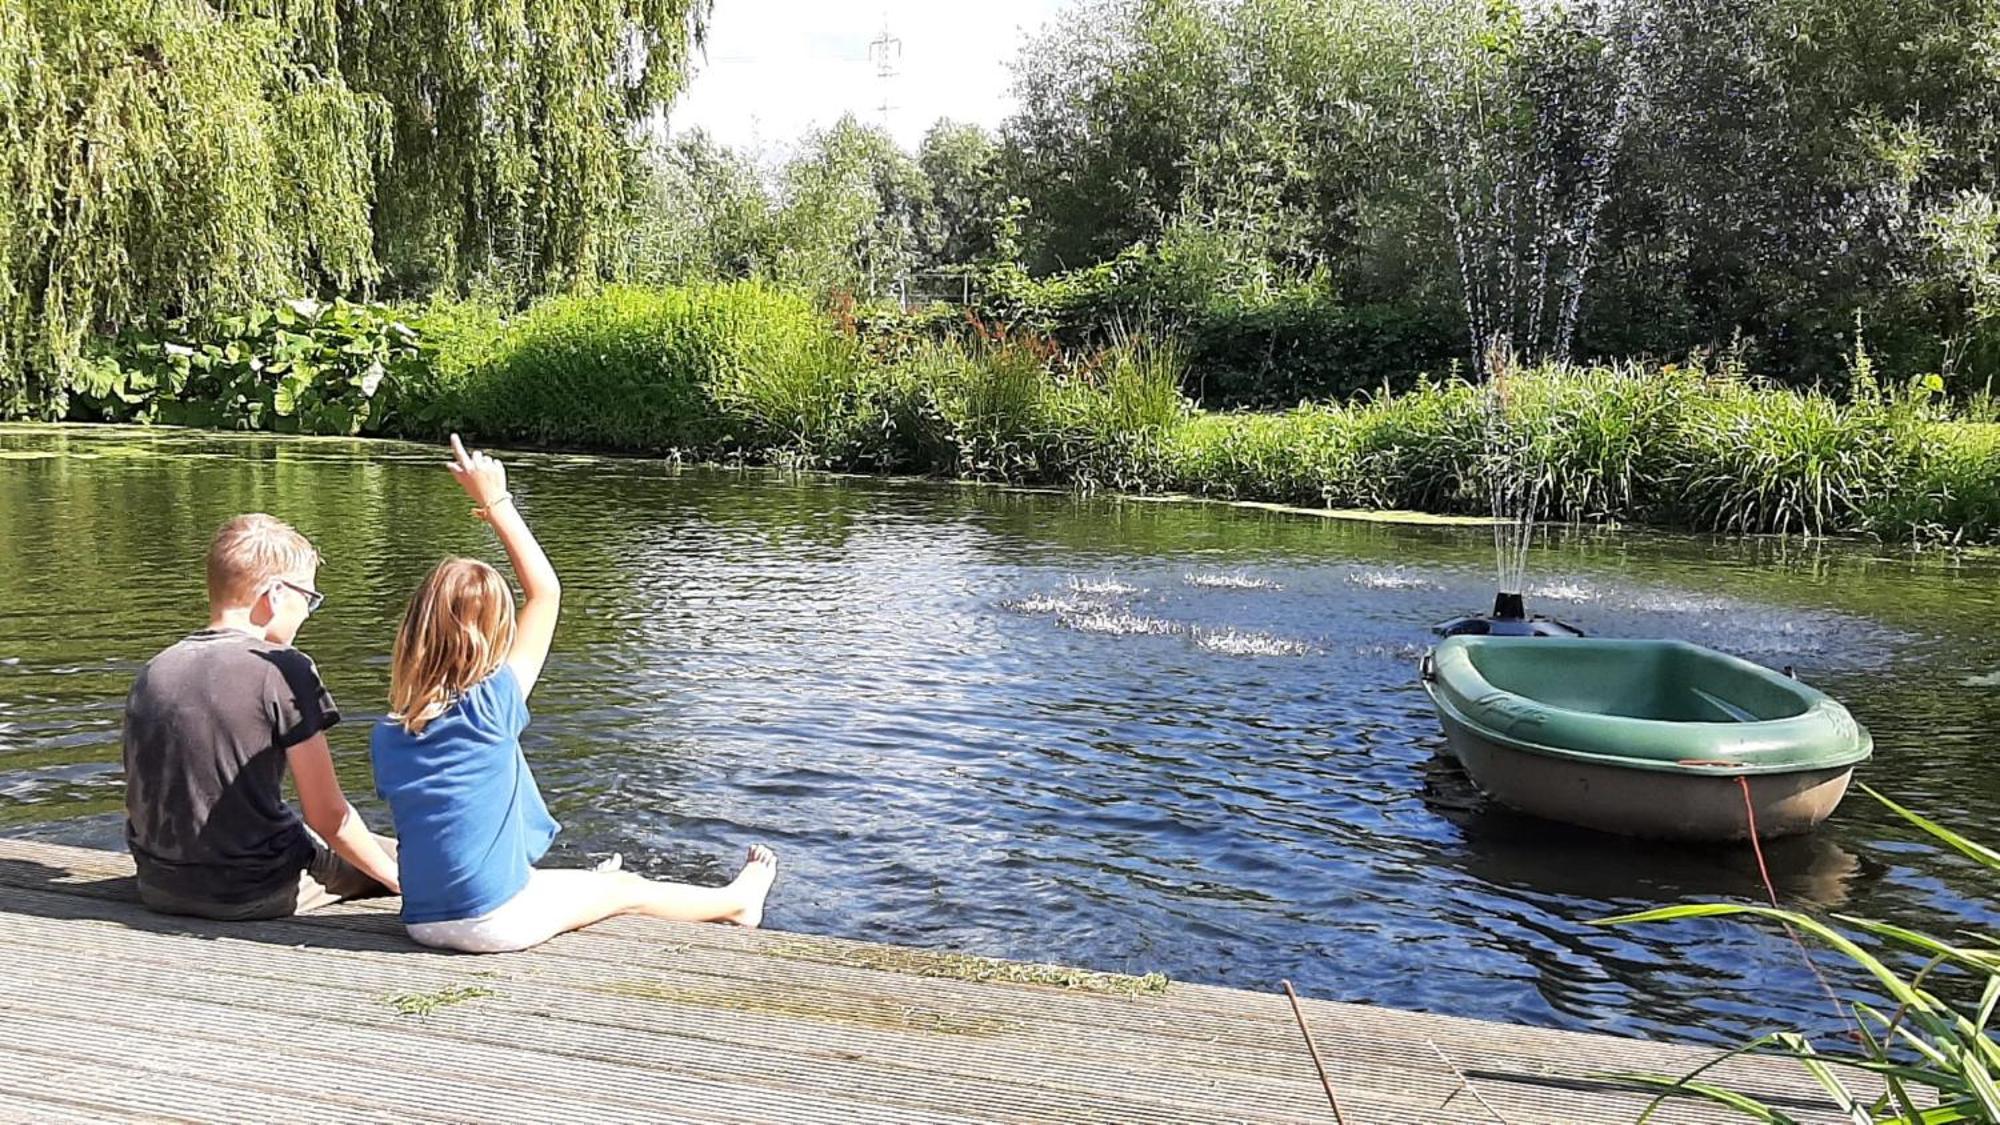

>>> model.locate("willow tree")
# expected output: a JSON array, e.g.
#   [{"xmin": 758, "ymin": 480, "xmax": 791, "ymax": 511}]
[
  {"xmin": 324, "ymin": 0, "xmax": 710, "ymax": 295},
  {"xmin": 0, "ymin": 0, "xmax": 708, "ymax": 418}
]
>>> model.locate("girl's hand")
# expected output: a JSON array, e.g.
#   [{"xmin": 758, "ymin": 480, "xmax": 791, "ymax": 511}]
[{"xmin": 448, "ymin": 434, "xmax": 510, "ymax": 513}]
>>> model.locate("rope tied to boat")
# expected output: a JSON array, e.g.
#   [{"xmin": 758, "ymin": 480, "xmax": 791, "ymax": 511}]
[{"xmin": 1738, "ymin": 775, "xmax": 1859, "ymax": 1039}]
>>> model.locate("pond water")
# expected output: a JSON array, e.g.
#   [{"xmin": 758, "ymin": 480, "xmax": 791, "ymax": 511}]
[{"xmin": 3, "ymin": 424, "xmax": 1997, "ymax": 1046}]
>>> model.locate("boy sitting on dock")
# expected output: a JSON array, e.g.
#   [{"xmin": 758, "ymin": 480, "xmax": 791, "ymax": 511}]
[{"xmin": 122, "ymin": 514, "xmax": 400, "ymax": 919}]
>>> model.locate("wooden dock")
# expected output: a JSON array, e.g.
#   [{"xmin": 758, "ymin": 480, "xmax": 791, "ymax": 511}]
[{"xmin": 0, "ymin": 838, "xmax": 1857, "ymax": 1123}]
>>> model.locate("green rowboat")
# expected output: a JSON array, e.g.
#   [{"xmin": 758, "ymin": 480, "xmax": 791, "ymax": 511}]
[{"xmin": 1422, "ymin": 636, "xmax": 1872, "ymax": 841}]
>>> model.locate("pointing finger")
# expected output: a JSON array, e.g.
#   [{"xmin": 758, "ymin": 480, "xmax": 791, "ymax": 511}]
[{"xmin": 449, "ymin": 433, "xmax": 471, "ymax": 468}]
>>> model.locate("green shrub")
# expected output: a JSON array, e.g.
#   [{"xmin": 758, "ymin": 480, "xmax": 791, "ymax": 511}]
[
  {"xmin": 73, "ymin": 298, "xmax": 424, "ymax": 435},
  {"xmin": 1662, "ymin": 380, "xmax": 1912, "ymax": 536},
  {"xmin": 1151, "ymin": 361, "xmax": 2000, "ymax": 540},
  {"xmin": 1876, "ymin": 422, "xmax": 2000, "ymax": 542},
  {"xmin": 1184, "ymin": 293, "xmax": 1463, "ymax": 408},
  {"xmin": 1163, "ymin": 409, "xmax": 1357, "ymax": 505},
  {"xmin": 712, "ymin": 329, "xmax": 877, "ymax": 465},
  {"xmin": 1045, "ymin": 335, "xmax": 1190, "ymax": 491},
  {"xmin": 932, "ymin": 333, "xmax": 1057, "ymax": 478},
  {"xmin": 1343, "ymin": 379, "xmax": 1487, "ymax": 511},
  {"xmin": 435, "ymin": 283, "xmax": 833, "ymax": 454},
  {"xmin": 874, "ymin": 330, "xmax": 1191, "ymax": 487},
  {"xmin": 385, "ymin": 298, "xmax": 508, "ymax": 436}
]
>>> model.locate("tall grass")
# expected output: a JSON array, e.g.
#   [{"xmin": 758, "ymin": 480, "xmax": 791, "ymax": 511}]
[
  {"xmin": 430, "ymin": 283, "xmax": 830, "ymax": 454},
  {"xmin": 879, "ymin": 330, "xmax": 1186, "ymax": 488},
  {"xmin": 1152, "ymin": 363, "xmax": 1978, "ymax": 540},
  {"xmin": 365, "ymin": 286, "xmax": 2000, "ymax": 542},
  {"xmin": 1598, "ymin": 788, "xmax": 1999, "ymax": 1123}
]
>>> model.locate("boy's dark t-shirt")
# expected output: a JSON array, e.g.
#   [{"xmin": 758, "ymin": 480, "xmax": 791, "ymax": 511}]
[{"xmin": 123, "ymin": 629, "xmax": 340, "ymax": 904}]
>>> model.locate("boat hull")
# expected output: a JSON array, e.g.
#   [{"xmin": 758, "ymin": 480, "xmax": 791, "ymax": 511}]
[{"xmin": 1438, "ymin": 711, "xmax": 1856, "ymax": 841}]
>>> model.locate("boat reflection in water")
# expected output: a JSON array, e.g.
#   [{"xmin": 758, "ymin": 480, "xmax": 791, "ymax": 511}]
[{"xmin": 1422, "ymin": 755, "xmax": 1868, "ymax": 911}]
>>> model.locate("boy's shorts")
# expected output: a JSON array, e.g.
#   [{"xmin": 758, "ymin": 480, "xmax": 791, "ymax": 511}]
[{"xmin": 137, "ymin": 833, "xmax": 399, "ymax": 921}]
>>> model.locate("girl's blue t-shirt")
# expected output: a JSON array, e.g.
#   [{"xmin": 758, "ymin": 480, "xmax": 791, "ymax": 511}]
[{"xmin": 370, "ymin": 665, "xmax": 558, "ymax": 924}]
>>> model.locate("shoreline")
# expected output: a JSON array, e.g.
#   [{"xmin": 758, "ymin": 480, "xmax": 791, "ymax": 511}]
[{"xmin": 14, "ymin": 418, "xmax": 1984, "ymax": 544}]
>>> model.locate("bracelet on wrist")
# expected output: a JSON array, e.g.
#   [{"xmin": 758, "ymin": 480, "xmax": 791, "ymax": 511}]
[{"xmin": 474, "ymin": 492, "xmax": 514, "ymax": 520}]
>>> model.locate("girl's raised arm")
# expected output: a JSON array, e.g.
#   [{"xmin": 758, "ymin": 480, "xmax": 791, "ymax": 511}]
[{"xmin": 449, "ymin": 434, "xmax": 562, "ymax": 697}]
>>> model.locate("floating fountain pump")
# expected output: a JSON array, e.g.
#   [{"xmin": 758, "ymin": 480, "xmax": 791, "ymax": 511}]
[{"xmin": 1432, "ymin": 591, "xmax": 1585, "ymax": 638}]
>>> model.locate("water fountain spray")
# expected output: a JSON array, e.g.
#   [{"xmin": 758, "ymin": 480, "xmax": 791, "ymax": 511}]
[
  {"xmin": 1408, "ymin": 0, "xmax": 1653, "ymax": 368},
  {"xmin": 1410, "ymin": 3, "xmax": 1654, "ymax": 637},
  {"xmin": 1434, "ymin": 341, "xmax": 1583, "ymax": 638}
]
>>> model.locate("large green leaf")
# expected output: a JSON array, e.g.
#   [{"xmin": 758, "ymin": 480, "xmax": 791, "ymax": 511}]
[
  {"xmin": 274, "ymin": 373, "xmax": 310, "ymax": 416},
  {"xmin": 309, "ymin": 402, "xmax": 355, "ymax": 435}
]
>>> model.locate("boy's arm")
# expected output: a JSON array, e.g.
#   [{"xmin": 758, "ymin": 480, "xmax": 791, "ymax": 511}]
[
  {"xmin": 448, "ymin": 434, "xmax": 561, "ymax": 697},
  {"xmin": 287, "ymin": 735, "xmax": 400, "ymax": 893}
]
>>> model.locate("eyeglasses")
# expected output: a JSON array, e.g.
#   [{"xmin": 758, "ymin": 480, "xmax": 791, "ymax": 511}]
[{"xmin": 270, "ymin": 579, "xmax": 325, "ymax": 616}]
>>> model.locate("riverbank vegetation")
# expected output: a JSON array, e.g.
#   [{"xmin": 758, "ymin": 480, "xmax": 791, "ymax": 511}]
[
  {"xmin": 54, "ymin": 284, "xmax": 2000, "ymax": 542},
  {"xmin": 7, "ymin": 0, "xmax": 2000, "ymax": 541}
]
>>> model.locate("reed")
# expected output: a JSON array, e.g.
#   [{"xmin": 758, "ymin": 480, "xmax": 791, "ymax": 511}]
[{"xmin": 1597, "ymin": 788, "xmax": 1999, "ymax": 1123}]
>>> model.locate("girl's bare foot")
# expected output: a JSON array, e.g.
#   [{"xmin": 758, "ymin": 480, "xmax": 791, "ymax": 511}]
[{"xmin": 725, "ymin": 844, "xmax": 779, "ymax": 928}]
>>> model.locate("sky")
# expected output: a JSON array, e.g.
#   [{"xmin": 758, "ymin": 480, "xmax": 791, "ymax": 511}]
[{"xmin": 668, "ymin": 0, "xmax": 1076, "ymax": 158}]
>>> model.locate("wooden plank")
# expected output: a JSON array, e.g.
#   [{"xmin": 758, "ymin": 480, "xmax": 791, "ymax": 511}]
[
  {"xmin": 0, "ymin": 841, "xmax": 1723, "ymax": 1069},
  {"xmin": 0, "ymin": 888, "xmax": 1368, "ymax": 1124},
  {"xmin": 0, "ymin": 883, "xmax": 1639, "ymax": 1124},
  {"xmin": 0, "ymin": 838, "xmax": 1865, "ymax": 1124},
  {"xmin": 0, "ymin": 949, "xmax": 1272, "ymax": 1125},
  {"xmin": 0, "ymin": 840, "xmax": 1843, "ymax": 1123},
  {"xmin": 0, "ymin": 1048, "xmax": 406, "ymax": 1125},
  {"xmin": 0, "ymin": 1004, "xmax": 868, "ymax": 1125}
]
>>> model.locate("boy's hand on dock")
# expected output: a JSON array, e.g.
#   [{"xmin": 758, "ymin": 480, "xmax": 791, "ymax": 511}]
[{"xmin": 448, "ymin": 434, "xmax": 510, "ymax": 516}]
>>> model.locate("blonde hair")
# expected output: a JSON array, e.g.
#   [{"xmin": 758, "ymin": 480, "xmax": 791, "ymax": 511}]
[
  {"xmin": 388, "ymin": 557, "xmax": 517, "ymax": 735},
  {"xmin": 207, "ymin": 514, "xmax": 319, "ymax": 608}
]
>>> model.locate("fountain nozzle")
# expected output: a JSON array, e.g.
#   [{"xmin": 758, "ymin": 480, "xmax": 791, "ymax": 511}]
[{"xmin": 1431, "ymin": 591, "xmax": 1584, "ymax": 638}]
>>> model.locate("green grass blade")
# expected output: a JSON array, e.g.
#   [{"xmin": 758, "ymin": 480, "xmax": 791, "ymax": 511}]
[
  {"xmin": 1905, "ymin": 1103, "xmax": 1983, "ymax": 1125},
  {"xmin": 1832, "ymin": 916, "xmax": 2000, "ymax": 973},
  {"xmin": 1882, "ymin": 1077, "xmax": 1934, "ymax": 1123},
  {"xmin": 1598, "ymin": 903, "xmax": 1933, "ymax": 1014},
  {"xmin": 1842, "ymin": 1008, "xmax": 1933, "ymax": 1124},
  {"xmin": 1767, "ymin": 1033, "xmax": 1869, "ymax": 1125},
  {"xmin": 1598, "ymin": 1033, "xmax": 1793, "ymax": 1125},
  {"xmin": 1861, "ymin": 784, "xmax": 2000, "ymax": 872},
  {"xmin": 1958, "ymin": 1041, "xmax": 2000, "ymax": 1119},
  {"xmin": 1601, "ymin": 1073, "xmax": 1803, "ymax": 1124}
]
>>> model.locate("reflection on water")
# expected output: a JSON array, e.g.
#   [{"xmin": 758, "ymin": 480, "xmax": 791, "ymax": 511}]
[
  {"xmin": 2, "ymin": 423, "xmax": 1997, "ymax": 1046},
  {"xmin": 1423, "ymin": 759, "xmax": 1869, "ymax": 911}
]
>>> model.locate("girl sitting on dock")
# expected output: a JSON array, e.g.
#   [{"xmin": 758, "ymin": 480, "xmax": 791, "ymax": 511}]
[{"xmin": 370, "ymin": 435, "xmax": 778, "ymax": 954}]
